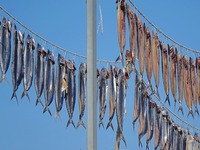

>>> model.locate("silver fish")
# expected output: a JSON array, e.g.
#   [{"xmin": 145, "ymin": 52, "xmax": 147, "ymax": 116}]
[
  {"xmin": 154, "ymin": 106, "xmax": 162, "ymax": 150},
  {"xmin": 172, "ymin": 124, "xmax": 178, "ymax": 150},
  {"xmin": 21, "ymin": 34, "xmax": 35, "ymax": 101},
  {"xmin": 168, "ymin": 119, "xmax": 174, "ymax": 150},
  {"xmin": 77, "ymin": 62, "xmax": 87, "ymax": 129},
  {"xmin": 160, "ymin": 110, "xmax": 168, "ymax": 150},
  {"xmin": 43, "ymin": 50, "xmax": 55, "ymax": 116},
  {"xmin": 186, "ymin": 133, "xmax": 194, "ymax": 150},
  {"xmin": 98, "ymin": 67, "xmax": 109, "ymax": 128},
  {"xmin": 65, "ymin": 60, "xmax": 76, "ymax": 128},
  {"xmin": 34, "ymin": 44, "xmax": 46, "ymax": 107},
  {"xmin": 54, "ymin": 54, "xmax": 66, "ymax": 120},
  {"xmin": 115, "ymin": 69, "xmax": 127, "ymax": 149},
  {"xmin": 0, "ymin": 17, "xmax": 12, "ymax": 83},
  {"xmin": 106, "ymin": 65, "xmax": 117, "ymax": 131}
]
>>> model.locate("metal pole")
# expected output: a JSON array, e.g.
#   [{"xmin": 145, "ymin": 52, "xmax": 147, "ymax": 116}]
[{"xmin": 87, "ymin": 0, "xmax": 97, "ymax": 150}]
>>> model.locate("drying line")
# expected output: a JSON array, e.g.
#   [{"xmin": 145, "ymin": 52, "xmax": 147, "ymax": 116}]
[
  {"xmin": 128, "ymin": 0, "xmax": 200, "ymax": 55},
  {"xmin": 0, "ymin": 5, "xmax": 119, "ymax": 63}
]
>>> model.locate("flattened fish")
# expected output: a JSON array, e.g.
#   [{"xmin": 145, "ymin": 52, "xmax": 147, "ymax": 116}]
[
  {"xmin": 160, "ymin": 42, "xmax": 170, "ymax": 105},
  {"xmin": 116, "ymin": 0, "xmax": 126, "ymax": 66}
]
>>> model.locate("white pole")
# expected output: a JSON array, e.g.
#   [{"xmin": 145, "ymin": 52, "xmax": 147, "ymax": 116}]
[{"xmin": 87, "ymin": 0, "xmax": 97, "ymax": 150}]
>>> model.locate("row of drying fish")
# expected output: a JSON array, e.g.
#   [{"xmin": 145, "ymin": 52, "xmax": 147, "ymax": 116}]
[
  {"xmin": 133, "ymin": 73, "xmax": 200, "ymax": 150},
  {"xmin": 116, "ymin": 0, "xmax": 200, "ymax": 118}
]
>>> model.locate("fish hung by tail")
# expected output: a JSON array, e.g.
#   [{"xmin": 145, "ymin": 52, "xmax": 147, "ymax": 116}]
[
  {"xmin": 10, "ymin": 90, "xmax": 18, "ymax": 104},
  {"xmin": 43, "ymin": 106, "xmax": 52, "ymax": 116},
  {"xmin": 21, "ymin": 90, "xmax": 30, "ymax": 102},
  {"xmin": 66, "ymin": 118, "xmax": 76, "ymax": 128},
  {"xmin": 76, "ymin": 116, "xmax": 86, "ymax": 129},
  {"xmin": 35, "ymin": 97, "xmax": 44, "ymax": 107}
]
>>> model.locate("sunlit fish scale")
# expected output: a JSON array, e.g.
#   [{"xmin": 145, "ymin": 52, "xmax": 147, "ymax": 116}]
[
  {"xmin": 183, "ymin": 55, "xmax": 194, "ymax": 118},
  {"xmin": 77, "ymin": 63, "xmax": 87, "ymax": 129},
  {"xmin": 127, "ymin": 6, "xmax": 137, "ymax": 66},
  {"xmin": 116, "ymin": 0, "xmax": 126, "ymax": 66},
  {"xmin": 160, "ymin": 42, "xmax": 170, "ymax": 105},
  {"xmin": 54, "ymin": 54, "xmax": 66, "ymax": 120},
  {"xmin": 137, "ymin": 16, "xmax": 145, "ymax": 76},
  {"xmin": 190, "ymin": 57, "xmax": 199, "ymax": 115},
  {"xmin": 177, "ymin": 52, "xmax": 184, "ymax": 115},
  {"xmin": 21, "ymin": 34, "xmax": 35, "ymax": 101},
  {"xmin": 196, "ymin": 57, "xmax": 200, "ymax": 105},
  {"xmin": 115, "ymin": 69, "xmax": 127, "ymax": 149},
  {"xmin": 0, "ymin": 17, "xmax": 12, "ymax": 84},
  {"xmin": 106, "ymin": 65, "xmax": 117, "ymax": 131},
  {"xmin": 34, "ymin": 44, "xmax": 46, "ymax": 107},
  {"xmin": 43, "ymin": 50, "xmax": 55, "ymax": 116},
  {"xmin": 168, "ymin": 45, "xmax": 177, "ymax": 108},
  {"xmin": 151, "ymin": 31, "xmax": 160, "ymax": 97},
  {"xmin": 154, "ymin": 106, "xmax": 162, "ymax": 150},
  {"xmin": 65, "ymin": 60, "xmax": 76, "ymax": 128},
  {"xmin": 146, "ymin": 99, "xmax": 155, "ymax": 150},
  {"xmin": 98, "ymin": 67, "xmax": 109, "ymax": 128},
  {"xmin": 145, "ymin": 28, "xmax": 153, "ymax": 88}
]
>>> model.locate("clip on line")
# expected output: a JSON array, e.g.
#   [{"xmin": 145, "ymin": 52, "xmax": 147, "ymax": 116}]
[
  {"xmin": 128, "ymin": 0, "xmax": 200, "ymax": 55},
  {"xmin": 0, "ymin": 5, "xmax": 120, "ymax": 64}
]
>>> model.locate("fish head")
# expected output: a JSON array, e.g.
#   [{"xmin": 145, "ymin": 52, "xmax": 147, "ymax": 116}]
[
  {"xmin": 7, "ymin": 20, "xmax": 12, "ymax": 32},
  {"xmin": 146, "ymin": 28, "xmax": 151, "ymax": 39},
  {"xmin": 31, "ymin": 38, "xmax": 35, "ymax": 50},
  {"xmin": 137, "ymin": 16, "xmax": 142, "ymax": 30},
  {"xmin": 120, "ymin": 0, "xmax": 126, "ymax": 12},
  {"xmin": 96, "ymin": 68, "xmax": 100, "ymax": 78},
  {"xmin": 2, "ymin": 17, "xmax": 7, "ymax": 28},
  {"xmin": 47, "ymin": 50, "xmax": 55, "ymax": 64}
]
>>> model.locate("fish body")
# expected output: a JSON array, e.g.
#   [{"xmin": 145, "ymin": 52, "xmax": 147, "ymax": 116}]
[
  {"xmin": 106, "ymin": 65, "xmax": 117, "ymax": 131},
  {"xmin": 65, "ymin": 60, "xmax": 76, "ymax": 128},
  {"xmin": 116, "ymin": 0, "xmax": 126, "ymax": 65},
  {"xmin": 0, "ymin": 17, "xmax": 12, "ymax": 83},
  {"xmin": 160, "ymin": 42, "xmax": 170, "ymax": 105},
  {"xmin": 43, "ymin": 50, "xmax": 55, "ymax": 116},
  {"xmin": 77, "ymin": 62, "xmax": 87, "ymax": 129},
  {"xmin": 154, "ymin": 106, "xmax": 161, "ymax": 150},
  {"xmin": 21, "ymin": 34, "xmax": 35, "ymax": 101},
  {"xmin": 54, "ymin": 54, "xmax": 66, "ymax": 120},
  {"xmin": 172, "ymin": 125, "xmax": 178, "ymax": 150},
  {"xmin": 177, "ymin": 52, "xmax": 184, "ymax": 114},
  {"xmin": 168, "ymin": 120, "xmax": 174, "ymax": 150},
  {"xmin": 186, "ymin": 134, "xmax": 194, "ymax": 150},
  {"xmin": 34, "ymin": 44, "xmax": 46, "ymax": 107},
  {"xmin": 197, "ymin": 57, "xmax": 200, "ymax": 105}
]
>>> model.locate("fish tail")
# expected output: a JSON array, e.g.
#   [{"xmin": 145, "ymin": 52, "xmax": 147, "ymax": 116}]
[
  {"xmin": 106, "ymin": 121, "xmax": 114, "ymax": 131},
  {"xmin": 174, "ymin": 99, "xmax": 177, "ymax": 110},
  {"xmin": 138, "ymin": 136, "xmax": 143, "ymax": 148},
  {"xmin": 178, "ymin": 104, "xmax": 184, "ymax": 115},
  {"xmin": 98, "ymin": 119, "xmax": 104, "ymax": 128},
  {"xmin": 66, "ymin": 118, "xmax": 76, "ymax": 128},
  {"xmin": 35, "ymin": 97, "xmax": 44, "ymax": 107},
  {"xmin": 146, "ymin": 141, "xmax": 149, "ymax": 150},
  {"xmin": 187, "ymin": 109, "xmax": 194, "ymax": 118},
  {"xmin": 0, "ymin": 74, "xmax": 9, "ymax": 84},
  {"xmin": 21, "ymin": 90, "xmax": 30, "ymax": 102},
  {"xmin": 54, "ymin": 111, "xmax": 62, "ymax": 121},
  {"xmin": 154, "ymin": 87, "xmax": 160, "ymax": 99},
  {"xmin": 116, "ymin": 52, "xmax": 124, "ymax": 66},
  {"xmin": 76, "ymin": 118, "xmax": 86, "ymax": 129},
  {"xmin": 195, "ymin": 107, "xmax": 199, "ymax": 116},
  {"xmin": 10, "ymin": 91, "xmax": 18, "ymax": 104},
  {"xmin": 164, "ymin": 95, "xmax": 170, "ymax": 106},
  {"xmin": 43, "ymin": 106, "xmax": 52, "ymax": 116}
]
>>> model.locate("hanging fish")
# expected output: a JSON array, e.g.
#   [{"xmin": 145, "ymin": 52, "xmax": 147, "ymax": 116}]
[
  {"xmin": 151, "ymin": 31, "xmax": 160, "ymax": 98},
  {"xmin": 194, "ymin": 133, "xmax": 199, "ymax": 150},
  {"xmin": 177, "ymin": 51, "xmax": 184, "ymax": 115},
  {"xmin": 98, "ymin": 67, "xmax": 109, "ymax": 128},
  {"xmin": 177, "ymin": 127, "xmax": 184, "ymax": 150},
  {"xmin": 54, "ymin": 54, "xmax": 66, "ymax": 120},
  {"xmin": 43, "ymin": 50, "xmax": 55, "ymax": 116},
  {"xmin": 186, "ymin": 132, "xmax": 194, "ymax": 150},
  {"xmin": 0, "ymin": 17, "xmax": 12, "ymax": 83},
  {"xmin": 146, "ymin": 99, "xmax": 155, "ymax": 150},
  {"xmin": 77, "ymin": 62, "xmax": 87, "ymax": 129},
  {"xmin": 190, "ymin": 57, "xmax": 199, "ymax": 115},
  {"xmin": 196, "ymin": 57, "xmax": 200, "ymax": 105},
  {"xmin": 21, "ymin": 34, "xmax": 35, "ymax": 101},
  {"xmin": 160, "ymin": 42, "xmax": 170, "ymax": 105},
  {"xmin": 183, "ymin": 55, "xmax": 194, "ymax": 118},
  {"xmin": 172, "ymin": 124, "xmax": 178, "ymax": 150},
  {"xmin": 154, "ymin": 105, "xmax": 162, "ymax": 150},
  {"xmin": 145, "ymin": 28, "xmax": 153, "ymax": 90},
  {"xmin": 34, "ymin": 44, "xmax": 46, "ymax": 107},
  {"xmin": 115, "ymin": 69, "xmax": 127, "ymax": 149},
  {"xmin": 106, "ymin": 65, "xmax": 117, "ymax": 131},
  {"xmin": 116, "ymin": 0, "xmax": 126, "ymax": 66},
  {"xmin": 160, "ymin": 110, "xmax": 168, "ymax": 150},
  {"xmin": 168, "ymin": 45, "xmax": 177, "ymax": 108},
  {"xmin": 65, "ymin": 60, "xmax": 76, "ymax": 128},
  {"xmin": 168, "ymin": 118, "xmax": 174, "ymax": 150},
  {"xmin": 126, "ymin": 5, "xmax": 137, "ymax": 68}
]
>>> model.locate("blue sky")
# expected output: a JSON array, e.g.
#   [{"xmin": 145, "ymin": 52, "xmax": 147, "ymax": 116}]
[{"xmin": 1, "ymin": 1, "xmax": 200, "ymax": 150}]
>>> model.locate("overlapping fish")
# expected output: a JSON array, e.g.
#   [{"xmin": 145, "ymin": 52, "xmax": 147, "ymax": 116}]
[
  {"xmin": 21, "ymin": 34, "xmax": 35, "ymax": 101},
  {"xmin": 77, "ymin": 63, "xmax": 87, "ymax": 129},
  {"xmin": 196, "ymin": 57, "xmax": 200, "ymax": 105},
  {"xmin": 34, "ymin": 44, "xmax": 46, "ymax": 107},
  {"xmin": 43, "ymin": 50, "xmax": 55, "ymax": 116}
]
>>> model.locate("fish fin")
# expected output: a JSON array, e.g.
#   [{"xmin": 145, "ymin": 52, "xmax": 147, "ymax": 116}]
[
  {"xmin": 54, "ymin": 111, "xmax": 62, "ymax": 121},
  {"xmin": 106, "ymin": 121, "xmax": 114, "ymax": 131},
  {"xmin": 0, "ymin": 74, "xmax": 9, "ymax": 84},
  {"xmin": 146, "ymin": 141, "xmax": 150, "ymax": 150},
  {"xmin": 10, "ymin": 91, "xmax": 18, "ymax": 104},
  {"xmin": 35, "ymin": 97, "xmax": 44, "ymax": 107},
  {"xmin": 21, "ymin": 90, "xmax": 30, "ymax": 102},
  {"xmin": 164, "ymin": 95, "xmax": 170, "ymax": 106},
  {"xmin": 117, "ymin": 128, "xmax": 127, "ymax": 147},
  {"xmin": 99, "ymin": 120, "xmax": 104, "ymax": 128},
  {"xmin": 178, "ymin": 104, "xmax": 184, "ymax": 115},
  {"xmin": 76, "ymin": 118, "xmax": 86, "ymax": 129},
  {"xmin": 195, "ymin": 107, "xmax": 199, "ymax": 116},
  {"xmin": 43, "ymin": 107, "xmax": 52, "ymax": 116},
  {"xmin": 66, "ymin": 119, "xmax": 76, "ymax": 128},
  {"xmin": 187, "ymin": 109, "xmax": 194, "ymax": 118},
  {"xmin": 115, "ymin": 52, "xmax": 124, "ymax": 66}
]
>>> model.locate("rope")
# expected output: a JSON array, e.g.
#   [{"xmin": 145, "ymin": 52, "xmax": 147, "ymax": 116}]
[
  {"xmin": 128, "ymin": 0, "xmax": 200, "ymax": 55},
  {"xmin": 0, "ymin": 5, "xmax": 119, "ymax": 63}
]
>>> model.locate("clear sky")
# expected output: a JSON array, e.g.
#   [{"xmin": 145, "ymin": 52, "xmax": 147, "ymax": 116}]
[{"xmin": 1, "ymin": 0, "xmax": 200, "ymax": 150}]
